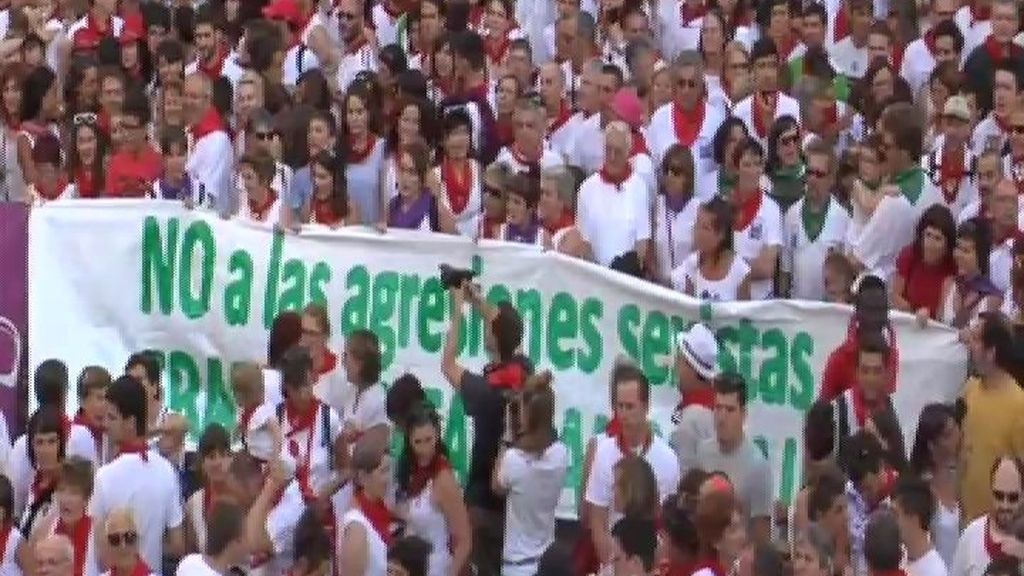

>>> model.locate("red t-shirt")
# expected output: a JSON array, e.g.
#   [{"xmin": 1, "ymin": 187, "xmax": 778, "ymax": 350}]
[
  {"xmin": 819, "ymin": 321, "xmax": 899, "ymax": 402},
  {"xmin": 105, "ymin": 146, "xmax": 162, "ymax": 197},
  {"xmin": 895, "ymin": 246, "xmax": 956, "ymax": 319}
]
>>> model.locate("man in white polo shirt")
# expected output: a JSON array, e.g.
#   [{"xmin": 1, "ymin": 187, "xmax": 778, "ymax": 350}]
[
  {"xmin": 671, "ymin": 323, "xmax": 719, "ymax": 476},
  {"xmin": 952, "ymin": 456, "xmax": 1024, "ymax": 576},
  {"xmin": 89, "ymin": 375, "xmax": 184, "ymax": 572},
  {"xmin": 576, "ymin": 121, "xmax": 652, "ymax": 267},
  {"xmin": 585, "ymin": 364, "xmax": 679, "ymax": 565}
]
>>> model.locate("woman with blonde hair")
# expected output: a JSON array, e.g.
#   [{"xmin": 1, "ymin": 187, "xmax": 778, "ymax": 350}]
[
  {"xmin": 339, "ymin": 436, "xmax": 395, "ymax": 576},
  {"xmin": 493, "ymin": 371, "xmax": 569, "ymax": 576}
]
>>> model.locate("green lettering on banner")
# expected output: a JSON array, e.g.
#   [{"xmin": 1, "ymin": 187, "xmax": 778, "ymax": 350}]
[
  {"xmin": 224, "ymin": 250, "xmax": 254, "ymax": 326},
  {"xmin": 759, "ymin": 329, "xmax": 788, "ymax": 405},
  {"xmin": 578, "ymin": 299, "xmax": 603, "ymax": 373},
  {"xmin": 547, "ymin": 292, "xmax": 577, "ymax": 370},
  {"xmin": 140, "ymin": 216, "xmax": 178, "ymax": 315},
  {"xmin": 417, "ymin": 277, "xmax": 446, "ymax": 353},
  {"xmin": 371, "ymin": 272, "xmax": 399, "ymax": 370},
  {"xmin": 178, "ymin": 221, "xmax": 215, "ymax": 319},
  {"xmin": 398, "ymin": 273, "xmax": 422, "ymax": 349},
  {"xmin": 789, "ymin": 333, "xmax": 815, "ymax": 410},
  {"xmin": 515, "ymin": 288, "xmax": 543, "ymax": 363},
  {"xmin": 616, "ymin": 304, "xmax": 641, "ymax": 362},
  {"xmin": 262, "ymin": 231, "xmax": 284, "ymax": 328},
  {"xmin": 342, "ymin": 265, "xmax": 370, "ymax": 334}
]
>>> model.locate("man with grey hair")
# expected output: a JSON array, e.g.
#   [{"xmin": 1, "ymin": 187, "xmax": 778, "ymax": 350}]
[
  {"xmin": 575, "ymin": 121, "xmax": 651, "ymax": 268},
  {"xmin": 35, "ymin": 534, "xmax": 74, "ymax": 576},
  {"xmin": 538, "ymin": 62, "xmax": 577, "ymax": 159},
  {"xmin": 495, "ymin": 98, "xmax": 565, "ymax": 175},
  {"xmin": 647, "ymin": 50, "xmax": 726, "ymax": 198},
  {"xmin": 183, "ymin": 72, "xmax": 235, "ymax": 215}
]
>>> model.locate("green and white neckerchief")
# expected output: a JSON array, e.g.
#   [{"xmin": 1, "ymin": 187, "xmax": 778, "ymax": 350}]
[
  {"xmin": 893, "ymin": 165, "xmax": 926, "ymax": 205},
  {"xmin": 801, "ymin": 195, "xmax": 830, "ymax": 242}
]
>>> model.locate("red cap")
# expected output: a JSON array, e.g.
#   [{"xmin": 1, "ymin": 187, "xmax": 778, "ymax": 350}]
[
  {"xmin": 610, "ymin": 88, "xmax": 643, "ymax": 131},
  {"xmin": 263, "ymin": 0, "xmax": 304, "ymax": 26}
]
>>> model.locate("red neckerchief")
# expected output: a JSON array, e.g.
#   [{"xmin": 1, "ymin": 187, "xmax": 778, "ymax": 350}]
[
  {"xmin": 547, "ymin": 100, "xmax": 573, "ymax": 135},
  {"xmin": 55, "ymin": 515, "xmax": 92, "ymax": 576},
  {"xmin": 408, "ymin": 454, "xmax": 451, "ymax": 496},
  {"xmin": 355, "ymin": 489, "xmax": 394, "ymax": 547},
  {"xmin": 511, "ymin": 143, "xmax": 542, "ymax": 169},
  {"xmin": 599, "ymin": 164, "xmax": 633, "ymax": 190},
  {"xmin": 312, "ymin": 196, "xmax": 344, "ymax": 225},
  {"xmin": 543, "ymin": 210, "xmax": 574, "ymax": 234},
  {"xmin": 74, "ymin": 169, "xmax": 98, "ymax": 199},
  {"xmin": 464, "ymin": 81, "xmax": 490, "ymax": 102},
  {"xmin": 72, "ymin": 410, "xmax": 103, "ymax": 446},
  {"xmin": 35, "ymin": 177, "xmax": 69, "ymax": 200},
  {"xmin": 496, "ymin": 119, "xmax": 515, "ymax": 147},
  {"xmin": 775, "ymin": 34, "xmax": 798, "ymax": 61},
  {"xmin": 0, "ymin": 523, "xmax": 11, "ymax": 564},
  {"xmin": 872, "ymin": 570, "xmax": 907, "ymax": 576},
  {"xmin": 849, "ymin": 386, "xmax": 876, "ymax": 427},
  {"xmin": 993, "ymin": 226, "xmax": 1024, "ymax": 247},
  {"xmin": 923, "ymin": 29, "xmax": 937, "ymax": 55},
  {"xmin": 118, "ymin": 440, "xmax": 149, "ymax": 461},
  {"xmin": 631, "ymin": 131, "xmax": 649, "ymax": 158},
  {"xmin": 315, "ymin": 349, "xmax": 338, "ymax": 379},
  {"xmin": 892, "ymin": 43, "xmax": 906, "ymax": 73},
  {"xmin": 442, "ymin": 157, "xmax": 472, "ymax": 214},
  {"xmin": 348, "ymin": 134, "xmax": 378, "ymax": 164},
  {"xmin": 248, "ymin": 190, "xmax": 277, "ymax": 222},
  {"xmin": 202, "ymin": 483, "xmax": 227, "ymax": 516},
  {"xmin": 680, "ymin": 2, "xmax": 706, "ymax": 25},
  {"xmin": 614, "ymin": 421, "xmax": 652, "ymax": 456},
  {"xmin": 939, "ymin": 147, "xmax": 966, "ymax": 204},
  {"xmin": 485, "ymin": 30, "xmax": 514, "ymax": 64},
  {"xmin": 832, "ymin": 7, "xmax": 849, "ymax": 42},
  {"xmin": 733, "ymin": 189, "xmax": 763, "ymax": 231},
  {"xmin": 60, "ymin": 414, "xmax": 73, "ymax": 439},
  {"xmin": 72, "ymin": 10, "xmax": 113, "ymax": 50},
  {"xmin": 345, "ymin": 34, "xmax": 369, "ymax": 56},
  {"xmin": 984, "ymin": 35, "xmax": 1014, "ymax": 64},
  {"xmin": 692, "ymin": 556, "xmax": 726, "ymax": 576},
  {"xmin": 752, "ymin": 92, "xmax": 777, "ymax": 139},
  {"xmin": 31, "ymin": 471, "xmax": 56, "ymax": 501},
  {"xmin": 969, "ymin": 1, "xmax": 991, "ymax": 26},
  {"xmin": 111, "ymin": 557, "xmax": 151, "ymax": 576},
  {"xmin": 672, "ymin": 99, "xmax": 706, "ymax": 147},
  {"xmin": 985, "ymin": 516, "xmax": 1010, "ymax": 560},
  {"xmin": 199, "ymin": 45, "xmax": 228, "ymax": 79},
  {"xmin": 189, "ymin": 107, "xmax": 226, "ymax": 141},
  {"xmin": 485, "ymin": 361, "xmax": 526, "ymax": 391},
  {"xmin": 681, "ymin": 388, "xmax": 716, "ymax": 409},
  {"xmin": 284, "ymin": 398, "xmax": 320, "ymax": 498},
  {"xmin": 658, "ymin": 560, "xmax": 695, "ymax": 576}
]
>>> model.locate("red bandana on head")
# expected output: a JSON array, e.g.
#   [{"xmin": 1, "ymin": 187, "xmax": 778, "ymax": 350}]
[
  {"xmin": 672, "ymin": 100, "xmax": 706, "ymax": 147},
  {"xmin": 356, "ymin": 489, "xmax": 395, "ymax": 547},
  {"xmin": 55, "ymin": 515, "xmax": 92, "ymax": 576},
  {"xmin": 441, "ymin": 158, "xmax": 472, "ymax": 214},
  {"xmin": 752, "ymin": 92, "xmax": 778, "ymax": 139}
]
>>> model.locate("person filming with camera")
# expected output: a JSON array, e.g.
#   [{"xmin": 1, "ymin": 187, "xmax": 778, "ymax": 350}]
[{"xmin": 441, "ymin": 266, "xmax": 533, "ymax": 576}]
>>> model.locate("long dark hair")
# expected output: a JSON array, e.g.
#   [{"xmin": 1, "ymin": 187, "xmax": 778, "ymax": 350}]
[
  {"xmin": 66, "ymin": 119, "xmax": 108, "ymax": 192},
  {"xmin": 912, "ymin": 204, "xmax": 956, "ymax": 264},
  {"xmin": 517, "ymin": 372, "xmax": 558, "ymax": 454},
  {"xmin": 21, "ymin": 66, "xmax": 56, "ymax": 122},
  {"xmin": 957, "ymin": 218, "xmax": 993, "ymax": 277},
  {"xmin": 766, "ymin": 115, "xmax": 801, "ymax": 173},
  {"xmin": 909, "ymin": 403, "xmax": 957, "ymax": 476},
  {"xmin": 395, "ymin": 405, "xmax": 450, "ymax": 496},
  {"xmin": 700, "ymin": 197, "xmax": 735, "ymax": 258},
  {"xmin": 310, "ymin": 149, "xmax": 350, "ymax": 219},
  {"xmin": 27, "ymin": 405, "xmax": 67, "ymax": 469},
  {"xmin": 869, "ymin": 402, "xmax": 907, "ymax": 473}
]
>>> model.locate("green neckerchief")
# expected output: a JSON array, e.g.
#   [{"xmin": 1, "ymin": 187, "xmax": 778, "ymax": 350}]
[
  {"xmin": 770, "ymin": 163, "xmax": 805, "ymax": 213},
  {"xmin": 893, "ymin": 165, "xmax": 926, "ymax": 205},
  {"xmin": 832, "ymin": 75, "xmax": 851, "ymax": 103},
  {"xmin": 718, "ymin": 170, "xmax": 737, "ymax": 200},
  {"xmin": 801, "ymin": 194, "xmax": 830, "ymax": 242}
]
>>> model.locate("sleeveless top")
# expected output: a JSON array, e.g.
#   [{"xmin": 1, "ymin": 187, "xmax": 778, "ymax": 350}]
[
  {"xmin": 498, "ymin": 223, "xmax": 545, "ymax": 246},
  {"xmin": 186, "ymin": 489, "xmax": 207, "ymax": 553},
  {"xmin": 672, "ymin": 252, "xmax": 750, "ymax": 301},
  {"xmin": 932, "ymin": 501, "xmax": 960, "ymax": 568},
  {"xmin": 340, "ymin": 509, "xmax": 388, "ymax": 576},
  {"xmin": 405, "ymin": 480, "xmax": 451, "ymax": 576},
  {"xmin": 345, "ymin": 139, "xmax": 387, "ymax": 225}
]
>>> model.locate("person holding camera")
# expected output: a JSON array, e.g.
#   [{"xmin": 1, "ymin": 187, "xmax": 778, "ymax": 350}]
[
  {"xmin": 441, "ymin": 275, "xmax": 532, "ymax": 576},
  {"xmin": 492, "ymin": 371, "xmax": 570, "ymax": 576}
]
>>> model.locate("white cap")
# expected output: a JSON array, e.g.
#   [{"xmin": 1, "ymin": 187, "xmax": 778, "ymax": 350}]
[{"xmin": 675, "ymin": 323, "xmax": 720, "ymax": 380}]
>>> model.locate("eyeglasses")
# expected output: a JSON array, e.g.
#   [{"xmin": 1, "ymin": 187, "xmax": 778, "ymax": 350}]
[
  {"xmin": 73, "ymin": 113, "xmax": 98, "ymax": 126},
  {"xmin": 337, "ymin": 11, "xmax": 358, "ymax": 19},
  {"xmin": 107, "ymin": 531, "xmax": 139, "ymax": 548},
  {"xmin": 993, "ymin": 490, "xmax": 1021, "ymax": 504},
  {"xmin": 254, "ymin": 131, "xmax": 276, "ymax": 141},
  {"xmin": 807, "ymin": 168, "xmax": 829, "ymax": 178},
  {"xmin": 664, "ymin": 165, "xmax": 688, "ymax": 176}
]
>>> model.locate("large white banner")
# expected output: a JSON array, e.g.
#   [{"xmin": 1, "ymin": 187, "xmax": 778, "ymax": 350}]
[{"xmin": 28, "ymin": 201, "xmax": 968, "ymax": 516}]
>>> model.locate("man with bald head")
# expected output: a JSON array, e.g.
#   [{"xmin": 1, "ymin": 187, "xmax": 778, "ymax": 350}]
[
  {"xmin": 574, "ymin": 121, "xmax": 651, "ymax": 269},
  {"xmin": 36, "ymin": 535, "xmax": 74, "ymax": 576},
  {"xmin": 953, "ymin": 456, "xmax": 1024, "ymax": 576},
  {"xmin": 184, "ymin": 73, "xmax": 235, "ymax": 215}
]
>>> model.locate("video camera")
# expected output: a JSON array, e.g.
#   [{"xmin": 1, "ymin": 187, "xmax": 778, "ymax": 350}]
[{"xmin": 439, "ymin": 264, "xmax": 477, "ymax": 290}]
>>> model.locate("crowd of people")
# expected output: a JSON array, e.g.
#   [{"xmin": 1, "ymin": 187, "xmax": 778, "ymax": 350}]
[{"xmin": 5, "ymin": 0, "xmax": 1024, "ymax": 574}]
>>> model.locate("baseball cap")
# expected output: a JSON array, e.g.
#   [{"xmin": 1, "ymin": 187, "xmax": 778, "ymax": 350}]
[
  {"xmin": 263, "ymin": 0, "xmax": 304, "ymax": 26},
  {"xmin": 942, "ymin": 95, "xmax": 971, "ymax": 123},
  {"xmin": 610, "ymin": 87, "xmax": 643, "ymax": 131},
  {"xmin": 675, "ymin": 323, "xmax": 719, "ymax": 380}
]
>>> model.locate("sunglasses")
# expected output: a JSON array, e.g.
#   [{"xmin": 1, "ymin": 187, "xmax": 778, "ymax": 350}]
[
  {"xmin": 73, "ymin": 112, "xmax": 98, "ymax": 126},
  {"xmin": 993, "ymin": 490, "xmax": 1021, "ymax": 504},
  {"xmin": 807, "ymin": 168, "xmax": 829, "ymax": 179},
  {"xmin": 107, "ymin": 531, "xmax": 138, "ymax": 548}
]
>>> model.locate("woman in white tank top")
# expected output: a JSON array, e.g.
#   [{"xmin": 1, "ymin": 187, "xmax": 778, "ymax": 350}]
[
  {"xmin": 937, "ymin": 220, "xmax": 1002, "ymax": 328},
  {"xmin": 339, "ymin": 440, "xmax": 397, "ymax": 576},
  {"xmin": 673, "ymin": 198, "xmax": 751, "ymax": 301},
  {"xmin": 908, "ymin": 403, "xmax": 961, "ymax": 567},
  {"xmin": 183, "ymin": 425, "xmax": 233, "ymax": 554},
  {"xmin": 395, "ymin": 408, "xmax": 471, "ymax": 576}
]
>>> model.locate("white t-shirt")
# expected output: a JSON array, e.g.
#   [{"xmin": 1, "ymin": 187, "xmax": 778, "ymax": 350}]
[
  {"xmin": 566, "ymin": 113, "xmax": 605, "ymax": 174},
  {"xmin": 782, "ymin": 196, "xmax": 851, "ymax": 301},
  {"xmin": 584, "ymin": 433, "xmax": 680, "ymax": 527},
  {"xmin": 263, "ymin": 481, "xmax": 306, "ymax": 575},
  {"xmin": 954, "ymin": 6, "xmax": 991, "ymax": 56},
  {"xmin": 89, "ymin": 450, "xmax": 184, "ymax": 570},
  {"xmin": 671, "ymin": 405, "xmax": 714, "ymax": 476},
  {"xmin": 646, "ymin": 100, "xmax": 727, "ymax": 201},
  {"xmin": 175, "ymin": 554, "xmax": 222, "ymax": 576},
  {"xmin": 238, "ymin": 194, "xmax": 283, "ymax": 226},
  {"xmin": 651, "ymin": 194, "xmax": 701, "ymax": 282},
  {"xmin": 951, "ymin": 516, "xmax": 993, "ymax": 576},
  {"xmin": 278, "ymin": 401, "xmax": 343, "ymax": 495},
  {"xmin": 431, "ymin": 160, "xmax": 483, "ymax": 239},
  {"xmin": 498, "ymin": 443, "xmax": 570, "ymax": 567},
  {"xmin": 672, "ymin": 252, "xmax": 750, "ymax": 302},
  {"xmin": 261, "ymin": 368, "xmax": 284, "ymax": 408},
  {"xmin": 336, "ymin": 40, "xmax": 378, "ymax": 94},
  {"xmin": 340, "ymin": 508, "xmax": 389, "ymax": 576},
  {"xmin": 576, "ymin": 170, "xmax": 653, "ymax": 266},
  {"xmin": 899, "ymin": 37, "xmax": 938, "ymax": 96},
  {"xmin": 829, "ymin": 36, "xmax": 869, "ymax": 79},
  {"xmin": 495, "ymin": 146, "xmax": 565, "ymax": 176},
  {"xmin": 240, "ymin": 402, "xmax": 277, "ymax": 463},
  {"xmin": 908, "ymin": 548, "xmax": 948, "ymax": 576},
  {"xmin": 733, "ymin": 193, "xmax": 784, "ymax": 300},
  {"xmin": 732, "ymin": 93, "xmax": 801, "ymax": 146},
  {"xmin": 340, "ymin": 383, "xmax": 389, "ymax": 436}
]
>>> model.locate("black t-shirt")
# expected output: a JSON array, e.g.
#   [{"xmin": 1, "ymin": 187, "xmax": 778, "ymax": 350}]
[{"xmin": 459, "ymin": 370, "xmax": 508, "ymax": 511}]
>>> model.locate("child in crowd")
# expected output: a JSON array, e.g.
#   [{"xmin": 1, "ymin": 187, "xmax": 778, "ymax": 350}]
[
  {"xmin": 237, "ymin": 148, "xmax": 283, "ymax": 225},
  {"xmin": 498, "ymin": 173, "xmax": 551, "ymax": 247},
  {"xmin": 824, "ymin": 251, "xmax": 856, "ymax": 304},
  {"xmin": 41, "ymin": 457, "xmax": 96, "ymax": 575},
  {"xmin": 152, "ymin": 129, "xmax": 192, "ymax": 201},
  {"xmin": 231, "ymin": 362, "xmax": 282, "ymax": 466}
]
